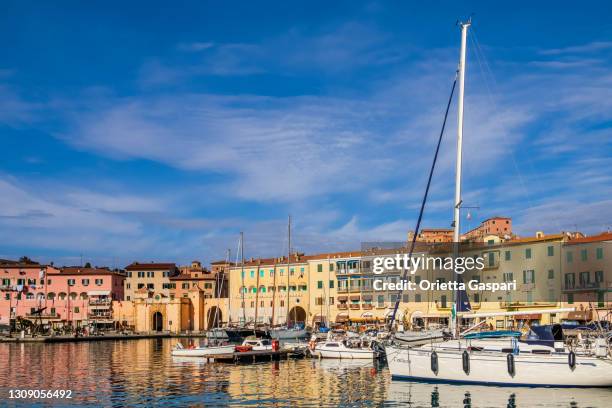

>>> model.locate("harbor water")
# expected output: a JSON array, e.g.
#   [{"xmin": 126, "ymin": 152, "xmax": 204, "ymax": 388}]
[{"xmin": 1, "ymin": 338, "xmax": 611, "ymax": 407}]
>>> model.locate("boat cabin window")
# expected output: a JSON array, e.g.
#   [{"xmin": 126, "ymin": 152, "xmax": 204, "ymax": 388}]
[
  {"xmin": 531, "ymin": 349, "xmax": 551, "ymax": 355},
  {"xmin": 325, "ymin": 343, "xmax": 339, "ymax": 347}
]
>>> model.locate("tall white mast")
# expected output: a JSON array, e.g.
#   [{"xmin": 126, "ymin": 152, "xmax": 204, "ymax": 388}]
[{"xmin": 453, "ymin": 19, "xmax": 470, "ymax": 243}]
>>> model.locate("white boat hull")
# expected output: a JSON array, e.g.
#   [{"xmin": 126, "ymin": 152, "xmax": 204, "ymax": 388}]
[
  {"xmin": 316, "ymin": 345, "xmax": 377, "ymax": 359},
  {"xmin": 171, "ymin": 345, "xmax": 235, "ymax": 357},
  {"xmin": 386, "ymin": 345, "xmax": 612, "ymax": 387}
]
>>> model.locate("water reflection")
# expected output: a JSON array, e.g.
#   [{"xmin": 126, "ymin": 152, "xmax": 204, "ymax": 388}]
[{"xmin": 0, "ymin": 339, "xmax": 611, "ymax": 407}]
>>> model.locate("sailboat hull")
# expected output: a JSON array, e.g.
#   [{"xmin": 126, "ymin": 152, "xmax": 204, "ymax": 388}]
[{"xmin": 386, "ymin": 345, "xmax": 612, "ymax": 387}]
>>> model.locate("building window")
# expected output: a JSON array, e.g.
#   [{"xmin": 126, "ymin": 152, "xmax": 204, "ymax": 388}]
[
  {"xmin": 269, "ymin": 269, "xmax": 274, "ymax": 277},
  {"xmin": 580, "ymin": 249, "xmax": 587, "ymax": 261},
  {"xmin": 595, "ymin": 270, "xmax": 603, "ymax": 283},
  {"xmin": 415, "ymin": 275, "xmax": 422, "ymax": 284},
  {"xmin": 259, "ymin": 270, "xmax": 264, "ymax": 278},
  {"xmin": 596, "ymin": 247, "xmax": 603, "ymax": 260},
  {"xmin": 329, "ymin": 280, "xmax": 334, "ymax": 288},
  {"xmin": 567, "ymin": 293, "xmax": 574, "ymax": 304},
  {"xmin": 317, "ymin": 264, "xmax": 323, "ymax": 272},
  {"xmin": 564, "ymin": 273, "xmax": 575, "ymax": 289},
  {"xmin": 205, "ymin": 283, "xmax": 212, "ymax": 289},
  {"xmin": 329, "ymin": 263, "xmax": 334, "ymax": 271},
  {"xmin": 147, "ymin": 271, "xmax": 154, "ymax": 278},
  {"xmin": 473, "ymin": 293, "xmax": 480, "ymax": 303},
  {"xmin": 137, "ymin": 271, "xmax": 145, "ymax": 278},
  {"xmin": 317, "ymin": 281, "xmax": 323, "ymax": 289},
  {"xmin": 488, "ymin": 253, "xmax": 495, "ymax": 267},
  {"xmin": 290, "ymin": 268, "xmax": 295, "ymax": 276},
  {"xmin": 579, "ymin": 271, "xmax": 590, "ymax": 287},
  {"xmin": 280, "ymin": 300, "xmax": 284, "ymax": 307},
  {"xmin": 525, "ymin": 248, "xmax": 532, "ymax": 259},
  {"xmin": 415, "ymin": 294, "xmax": 422, "ymax": 302},
  {"xmin": 82, "ymin": 279, "xmax": 89, "ymax": 286},
  {"xmin": 329, "ymin": 297, "xmax": 334, "ymax": 305},
  {"xmin": 315, "ymin": 297, "xmax": 324, "ymax": 306},
  {"xmin": 548, "ymin": 269, "xmax": 554, "ymax": 279},
  {"xmin": 279, "ymin": 269, "xmax": 284, "ymax": 276},
  {"xmin": 505, "ymin": 251, "xmax": 511, "ymax": 261},
  {"xmin": 126, "ymin": 296, "xmax": 130, "ymax": 301},
  {"xmin": 127, "ymin": 271, "xmax": 132, "ymax": 277},
  {"xmin": 137, "ymin": 283, "xmax": 145, "ymax": 289},
  {"xmin": 74, "ymin": 307, "xmax": 80, "ymax": 313},
  {"xmin": 146, "ymin": 283, "xmax": 154, "ymax": 289},
  {"xmin": 523, "ymin": 270, "xmax": 535, "ymax": 284},
  {"xmin": 126, "ymin": 283, "xmax": 131, "ymax": 289},
  {"xmin": 566, "ymin": 251, "xmax": 573, "ymax": 263},
  {"xmin": 547, "ymin": 246, "xmax": 554, "ymax": 256},
  {"xmin": 377, "ymin": 295, "xmax": 385, "ymax": 307},
  {"xmin": 402, "ymin": 294, "xmax": 409, "ymax": 303},
  {"xmin": 95, "ymin": 279, "xmax": 103, "ymax": 286},
  {"xmin": 440, "ymin": 295, "xmax": 447, "ymax": 308},
  {"xmin": 250, "ymin": 301, "xmax": 254, "ymax": 308},
  {"xmin": 68, "ymin": 279, "xmax": 75, "ymax": 286}
]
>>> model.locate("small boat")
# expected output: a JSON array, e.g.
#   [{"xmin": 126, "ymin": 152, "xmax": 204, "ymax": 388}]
[
  {"xmin": 241, "ymin": 338, "xmax": 273, "ymax": 351},
  {"xmin": 315, "ymin": 340, "xmax": 380, "ymax": 359},
  {"xmin": 270, "ymin": 326, "xmax": 310, "ymax": 339},
  {"xmin": 171, "ymin": 342, "xmax": 235, "ymax": 357}
]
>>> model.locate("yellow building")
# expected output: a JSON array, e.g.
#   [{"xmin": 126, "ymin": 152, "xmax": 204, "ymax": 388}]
[
  {"xmin": 124, "ymin": 262, "xmax": 179, "ymax": 301},
  {"xmin": 228, "ymin": 255, "xmax": 310, "ymax": 325}
]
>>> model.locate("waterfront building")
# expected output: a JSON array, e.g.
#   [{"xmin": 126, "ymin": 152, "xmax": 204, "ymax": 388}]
[
  {"xmin": 561, "ymin": 232, "xmax": 612, "ymax": 321},
  {"xmin": 0, "ymin": 260, "xmax": 124, "ymax": 329},
  {"xmin": 123, "ymin": 262, "xmax": 179, "ymax": 301},
  {"xmin": 228, "ymin": 254, "xmax": 310, "ymax": 325},
  {"xmin": 170, "ymin": 260, "xmax": 228, "ymax": 300}
]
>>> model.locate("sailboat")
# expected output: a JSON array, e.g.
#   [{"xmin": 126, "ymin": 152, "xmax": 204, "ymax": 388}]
[
  {"xmin": 270, "ymin": 216, "xmax": 310, "ymax": 340},
  {"xmin": 385, "ymin": 19, "xmax": 612, "ymax": 387}
]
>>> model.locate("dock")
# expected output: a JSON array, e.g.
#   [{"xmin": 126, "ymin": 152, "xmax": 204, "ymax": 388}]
[{"xmin": 200, "ymin": 349, "xmax": 306, "ymax": 363}]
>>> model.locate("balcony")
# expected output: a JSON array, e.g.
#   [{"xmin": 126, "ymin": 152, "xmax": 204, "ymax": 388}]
[
  {"xmin": 337, "ymin": 304, "xmax": 348, "ymax": 310},
  {"xmin": 338, "ymin": 287, "xmax": 349, "ymax": 293},
  {"xmin": 563, "ymin": 281, "xmax": 604, "ymax": 292},
  {"xmin": 89, "ymin": 298, "xmax": 111, "ymax": 306},
  {"xmin": 349, "ymin": 287, "xmax": 361, "ymax": 293},
  {"xmin": 349, "ymin": 304, "xmax": 360, "ymax": 310},
  {"xmin": 25, "ymin": 312, "xmax": 61, "ymax": 319},
  {"xmin": 89, "ymin": 312, "xmax": 112, "ymax": 319}
]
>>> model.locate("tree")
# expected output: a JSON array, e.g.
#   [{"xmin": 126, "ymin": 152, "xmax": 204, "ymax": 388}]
[{"xmin": 84, "ymin": 262, "xmax": 92, "ymax": 268}]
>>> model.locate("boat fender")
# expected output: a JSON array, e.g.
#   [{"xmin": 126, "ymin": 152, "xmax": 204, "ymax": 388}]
[
  {"xmin": 568, "ymin": 351, "xmax": 576, "ymax": 371},
  {"xmin": 308, "ymin": 340, "xmax": 316, "ymax": 351},
  {"xmin": 507, "ymin": 353, "xmax": 515, "ymax": 377},
  {"xmin": 431, "ymin": 351, "xmax": 439, "ymax": 375},
  {"xmin": 462, "ymin": 350, "xmax": 470, "ymax": 375}
]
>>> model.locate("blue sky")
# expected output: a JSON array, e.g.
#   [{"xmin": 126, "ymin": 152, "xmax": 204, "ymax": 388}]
[{"xmin": 1, "ymin": 1, "xmax": 612, "ymax": 267}]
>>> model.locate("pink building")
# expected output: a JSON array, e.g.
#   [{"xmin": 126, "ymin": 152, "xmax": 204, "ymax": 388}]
[{"xmin": 0, "ymin": 260, "xmax": 125, "ymax": 330}]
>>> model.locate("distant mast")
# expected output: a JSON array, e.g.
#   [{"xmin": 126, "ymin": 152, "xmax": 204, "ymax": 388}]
[
  {"xmin": 451, "ymin": 19, "xmax": 470, "ymax": 337},
  {"xmin": 286, "ymin": 215, "xmax": 291, "ymax": 325}
]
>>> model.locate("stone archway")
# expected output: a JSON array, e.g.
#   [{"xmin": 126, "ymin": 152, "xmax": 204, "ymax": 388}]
[
  {"xmin": 207, "ymin": 306, "xmax": 222, "ymax": 329},
  {"xmin": 287, "ymin": 306, "xmax": 306, "ymax": 326},
  {"xmin": 152, "ymin": 311, "xmax": 163, "ymax": 332}
]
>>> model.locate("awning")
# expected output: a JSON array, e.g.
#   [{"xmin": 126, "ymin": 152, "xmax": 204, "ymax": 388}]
[
  {"xmin": 337, "ymin": 296, "xmax": 348, "ymax": 302},
  {"xmin": 312, "ymin": 315, "xmax": 326, "ymax": 323},
  {"xmin": 362, "ymin": 294, "xmax": 373, "ymax": 301},
  {"xmin": 87, "ymin": 290, "xmax": 110, "ymax": 296},
  {"xmin": 513, "ymin": 314, "xmax": 542, "ymax": 320},
  {"xmin": 336, "ymin": 313, "xmax": 349, "ymax": 323},
  {"xmin": 349, "ymin": 295, "xmax": 360, "ymax": 301}
]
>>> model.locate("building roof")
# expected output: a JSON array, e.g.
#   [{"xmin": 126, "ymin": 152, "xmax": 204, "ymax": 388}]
[
  {"xmin": 58, "ymin": 267, "xmax": 124, "ymax": 276},
  {"xmin": 170, "ymin": 273, "xmax": 217, "ymax": 281},
  {"xmin": 125, "ymin": 262, "xmax": 177, "ymax": 271},
  {"xmin": 210, "ymin": 260, "xmax": 235, "ymax": 265},
  {"xmin": 505, "ymin": 233, "xmax": 566, "ymax": 245},
  {"xmin": 420, "ymin": 228, "xmax": 453, "ymax": 233},
  {"xmin": 564, "ymin": 232, "xmax": 612, "ymax": 245}
]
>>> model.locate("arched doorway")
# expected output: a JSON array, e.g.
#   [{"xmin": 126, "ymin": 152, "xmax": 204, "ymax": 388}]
[
  {"xmin": 207, "ymin": 307, "xmax": 222, "ymax": 329},
  {"xmin": 152, "ymin": 312, "xmax": 163, "ymax": 332},
  {"xmin": 287, "ymin": 306, "xmax": 306, "ymax": 326}
]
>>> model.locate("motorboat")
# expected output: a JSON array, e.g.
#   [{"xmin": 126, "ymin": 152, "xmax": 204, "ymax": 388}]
[
  {"xmin": 269, "ymin": 324, "xmax": 310, "ymax": 339},
  {"xmin": 315, "ymin": 339, "xmax": 380, "ymax": 359},
  {"xmin": 241, "ymin": 338, "xmax": 273, "ymax": 351},
  {"xmin": 171, "ymin": 342, "xmax": 235, "ymax": 357},
  {"xmin": 393, "ymin": 328, "xmax": 450, "ymax": 346}
]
